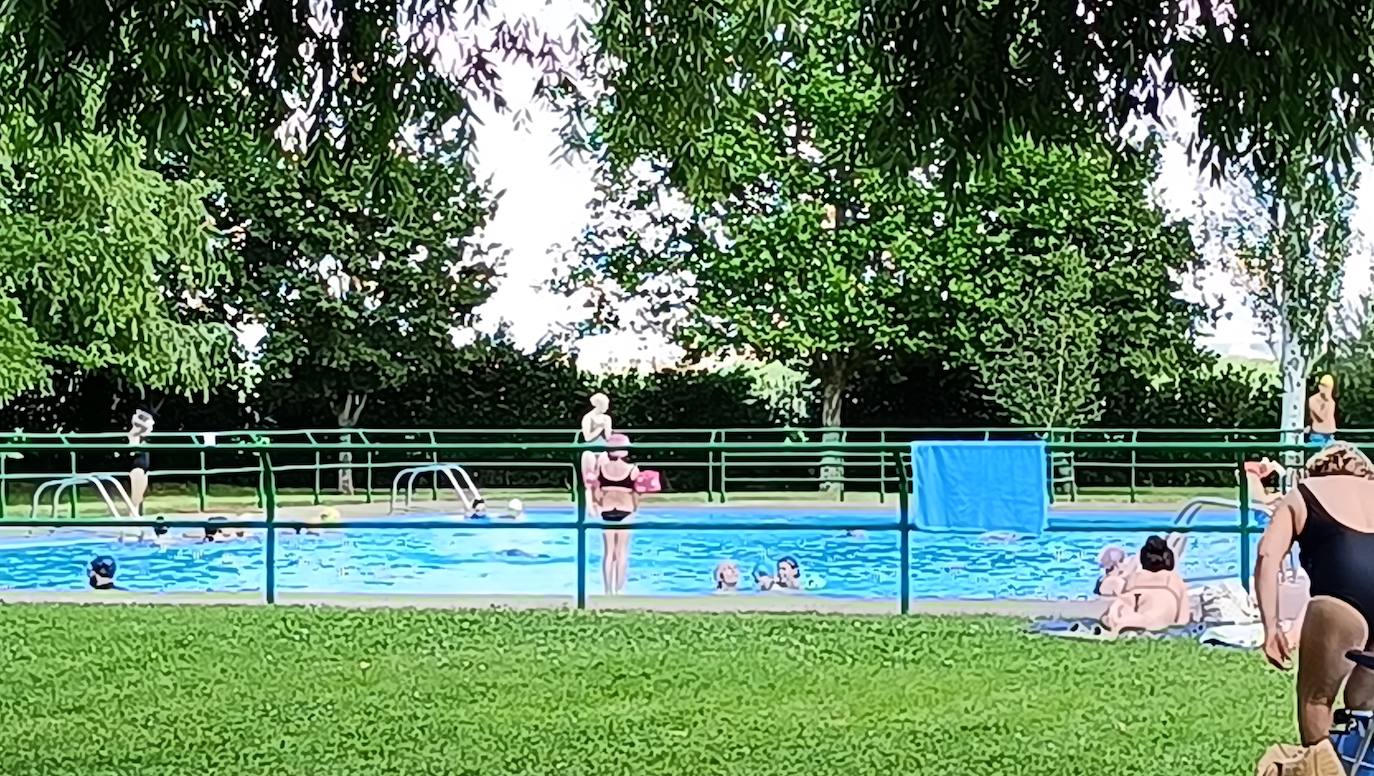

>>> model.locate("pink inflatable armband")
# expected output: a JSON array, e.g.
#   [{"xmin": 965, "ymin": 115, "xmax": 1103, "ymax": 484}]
[{"xmin": 634, "ymin": 470, "xmax": 662, "ymax": 494}]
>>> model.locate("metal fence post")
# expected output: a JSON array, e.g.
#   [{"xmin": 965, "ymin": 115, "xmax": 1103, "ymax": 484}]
[
  {"xmin": 66, "ymin": 438, "xmax": 78, "ymax": 519},
  {"xmin": 1237, "ymin": 453, "xmax": 1252, "ymax": 591},
  {"xmin": 198, "ymin": 443, "xmax": 208, "ymax": 512},
  {"xmin": 429, "ymin": 431, "xmax": 439, "ymax": 502},
  {"xmin": 1129, "ymin": 430, "xmax": 1138, "ymax": 504},
  {"xmin": 575, "ymin": 452, "xmax": 588, "ymax": 610},
  {"xmin": 0, "ymin": 452, "xmax": 7, "ymax": 520},
  {"xmin": 898, "ymin": 448, "xmax": 911, "ymax": 615},
  {"xmin": 309, "ymin": 431, "xmax": 321, "ymax": 506},
  {"xmin": 262, "ymin": 450, "xmax": 278, "ymax": 604},
  {"xmin": 706, "ymin": 430, "xmax": 716, "ymax": 504}
]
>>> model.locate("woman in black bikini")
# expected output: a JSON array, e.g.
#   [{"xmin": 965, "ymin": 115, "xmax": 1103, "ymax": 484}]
[
  {"xmin": 590, "ymin": 433, "xmax": 639, "ymax": 596},
  {"xmin": 1257, "ymin": 443, "xmax": 1374, "ymax": 745}
]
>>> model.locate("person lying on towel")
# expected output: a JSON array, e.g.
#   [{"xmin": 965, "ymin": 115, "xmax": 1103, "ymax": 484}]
[{"xmin": 1101, "ymin": 535, "xmax": 1190, "ymax": 634}]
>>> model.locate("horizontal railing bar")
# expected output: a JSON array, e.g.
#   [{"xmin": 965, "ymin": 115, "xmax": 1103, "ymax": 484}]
[
  {"xmin": 3, "ymin": 518, "xmax": 1254, "ymax": 533},
  {"xmin": 0, "ymin": 441, "xmax": 1343, "ymax": 452}
]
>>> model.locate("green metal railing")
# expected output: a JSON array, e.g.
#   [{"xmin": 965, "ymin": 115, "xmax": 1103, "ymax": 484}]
[
  {"xmin": 0, "ymin": 438, "xmax": 1328, "ymax": 610},
  {"xmin": 2, "ymin": 425, "xmax": 1353, "ymax": 514}
]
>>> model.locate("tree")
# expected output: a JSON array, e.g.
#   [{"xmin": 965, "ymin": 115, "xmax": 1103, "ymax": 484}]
[
  {"xmin": 574, "ymin": 0, "xmax": 947, "ymax": 446},
  {"xmin": 956, "ymin": 249, "xmax": 1102, "ymax": 430},
  {"xmin": 0, "ymin": 123, "xmax": 234, "ymax": 405},
  {"xmin": 2, "ymin": 1, "xmax": 575, "ymax": 166},
  {"xmin": 585, "ymin": 0, "xmax": 1374, "ymax": 191},
  {"xmin": 938, "ymin": 140, "xmax": 1204, "ymax": 429},
  {"xmin": 204, "ymin": 132, "xmax": 499, "ymax": 492},
  {"xmin": 1211, "ymin": 161, "xmax": 1357, "ymax": 454}
]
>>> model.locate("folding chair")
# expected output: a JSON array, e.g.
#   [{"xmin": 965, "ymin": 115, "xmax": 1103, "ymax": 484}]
[{"xmin": 1331, "ymin": 651, "xmax": 1374, "ymax": 775}]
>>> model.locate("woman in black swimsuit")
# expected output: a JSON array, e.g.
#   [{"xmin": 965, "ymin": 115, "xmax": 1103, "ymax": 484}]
[
  {"xmin": 126, "ymin": 409, "xmax": 154, "ymax": 516},
  {"xmin": 590, "ymin": 433, "xmax": 640, "ymax": 596},
  {"xmin": 1257, "ymin": 443, "xmax": 1374, "ymax": 744}
]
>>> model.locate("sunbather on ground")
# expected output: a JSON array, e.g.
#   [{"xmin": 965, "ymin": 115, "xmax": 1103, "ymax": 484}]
[
  {"xmin": 1101, "ymin": 536, "xmax": 1189, "ymax": 633},
  {"xmin": 1097, "ymin": 533, "xmax": 1188, "ymax": 598}
]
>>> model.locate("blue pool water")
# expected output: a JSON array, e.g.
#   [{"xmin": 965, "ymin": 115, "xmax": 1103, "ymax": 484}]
[{"xmin": 0, "ymin": 506, "xmax": 1257, "ymax": 599}]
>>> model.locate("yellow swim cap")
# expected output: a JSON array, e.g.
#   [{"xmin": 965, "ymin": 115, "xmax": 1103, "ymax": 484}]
[{"xmin": 1320, "ymin": 374, "xmax": 1336, "ymax": 388}]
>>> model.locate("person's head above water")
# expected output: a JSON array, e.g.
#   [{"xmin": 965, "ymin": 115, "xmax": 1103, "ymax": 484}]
[
  {"xmin": 715, "ymin": 561, "xmax": 739, "ymax": 589},
  {"xmin": 606, "ymin": 433, "xmax": 631, "ymax": 460},
  {"xmin": 1138, "ymin": 536, "xmax": 1174, "ymax": 573},
  {"xmin": 88, "ymin": 555, "xmax": 117, "ymax": 589},
  {"xmin": 590, "ymin": 393, "xmax": 610, "ymax": 413},
  {"xmin": 1305, "ymin": 442, "xmax": 1374, "ymax": 480},
  {"xmin": 776, "ymin": 556, "xmax": 800, "ymax": 582},
  {"xmin": 1097, "ymin": 546, "xmax": 1127, "ymax": 571}
]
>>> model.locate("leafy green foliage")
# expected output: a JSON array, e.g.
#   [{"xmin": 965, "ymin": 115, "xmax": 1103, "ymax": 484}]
[
  {"xmin": 589, "ymin": 0, "xmax": 1374, "ymax": 190},
  {"xmin": 0, "ymin": 606, "xmax": 1291, "ymax": 775},
  {"xmin": 577, "ymin": 0, "xmax": 952, "ymax": 426},
  {"xmin": 938, "ymin": 141, "xmax": 1204, "ymax": 428},
  {"xmin": 200, "ymin": 131, "xmax": 498, "ymax": 428},
  {"xmin": 1211, "ymin": 159, "xmax": 1357, "ymax": 443},
  {"xmin": 0, "ymin": 127, "xmax": 234, "ymax": 404},
  {"xmin": 1, "ymin": 0, "xmax": 574, "ymax": 169}
]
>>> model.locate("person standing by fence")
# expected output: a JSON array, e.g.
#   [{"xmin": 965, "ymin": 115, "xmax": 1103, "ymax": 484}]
[{"xmin": 1308, "ymin": 375, "xmax": 1338, "ymax": 448}]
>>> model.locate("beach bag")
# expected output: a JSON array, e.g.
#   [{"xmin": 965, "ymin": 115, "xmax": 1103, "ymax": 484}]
[
  {"xmin": 634, "ymin": 470, "xmax": 662, "ymax": 494},
  {"xmin": 1256, "ymin": 739, "xmax": 1344, "ymax": 776}
]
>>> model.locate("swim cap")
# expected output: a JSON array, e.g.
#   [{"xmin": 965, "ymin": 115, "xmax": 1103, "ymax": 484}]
[
  {"xmin": 607, "ymin": 434, "xmax": 631, "ymax": 458},
  {"xmin": 89, "ymin": 556, "xmax": 116, "ymax": 578},
  {"xmin": 1320, "ymin": 374, "xmax": 1336, "ymax": 387}
]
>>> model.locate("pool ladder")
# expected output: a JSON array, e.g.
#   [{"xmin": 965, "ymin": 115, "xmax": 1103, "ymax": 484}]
[
  {"xmin": 30, "ymin": 474, "xmax": 139, "ymax": 519},
  {"xmin": 388, "ymin": 464, "xmax": 485, "ymax": 515}
]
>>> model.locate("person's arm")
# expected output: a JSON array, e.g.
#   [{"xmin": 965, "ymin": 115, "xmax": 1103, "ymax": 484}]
[{"xmin": 1257, "ymin": 492, "xmax": 1300, "ymax": 667}]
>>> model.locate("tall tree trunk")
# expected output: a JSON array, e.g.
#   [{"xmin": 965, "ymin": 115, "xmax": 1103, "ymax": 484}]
[
  {"xmin": 819, "ymin": 357, "xmax": 849, "ymax": 495},
  {"xmin": 333, "ymin": 393, "xmax": 368, "ymax": 496},
  {"xmin": 1278, "ymin": 312, "xmax": 1308, "ymax": 468}
]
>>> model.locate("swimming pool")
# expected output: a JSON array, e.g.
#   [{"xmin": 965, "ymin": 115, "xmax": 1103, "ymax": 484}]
[{"xmin": 0, "ymin": 505, "xmax": 1256, "ymax": 599}]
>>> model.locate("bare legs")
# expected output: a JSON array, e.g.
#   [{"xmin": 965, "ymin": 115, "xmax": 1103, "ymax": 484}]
[
  {"xmin": 1297, "ymin": 596, "xmax": 1370, "ymax": 744},
  {"xmin": 129, "ymin": 467, "xmax": 148, "ymax": 517},
  {"xmin": 600, "ymin": 528, "xmax": 632, "ymax": 595},
  {"xmin": 613, "ymin": 530, "xmax": 631, "ymax": 594}
]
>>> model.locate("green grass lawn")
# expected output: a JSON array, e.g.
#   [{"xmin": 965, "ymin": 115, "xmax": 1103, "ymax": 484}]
[{"xmin": 0, "ymin": 606, "xmax": 1292, "ymax": 775}]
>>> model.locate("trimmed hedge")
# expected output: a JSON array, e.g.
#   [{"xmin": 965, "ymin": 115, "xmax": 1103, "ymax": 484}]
[{"xmin": 0, "ymin": 606, "xmax": 1290, "ymax": 775}]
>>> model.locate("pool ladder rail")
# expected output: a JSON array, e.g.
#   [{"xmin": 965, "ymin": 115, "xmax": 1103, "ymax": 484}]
[
  {"xmin": 30, "ymin": 474, "xmax": 139, "ymax": 520},
  {"xmin": 388, "ymin": 463, "xmax": 485, "ymax": 516},
  {"xmin": 1173, "ymin": 496, "xmax": 1282, "ymax": 586}
]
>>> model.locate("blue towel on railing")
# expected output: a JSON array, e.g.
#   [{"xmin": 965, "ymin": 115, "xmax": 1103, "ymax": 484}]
[{"xmin": 910, "ymin": 441, "xmax": 1048, "ymax": 536}]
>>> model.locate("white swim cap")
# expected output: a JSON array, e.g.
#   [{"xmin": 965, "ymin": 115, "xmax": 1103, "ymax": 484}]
[{"xmin": 508, "ymin": 498, "xmax": 524, "ymax": 513}]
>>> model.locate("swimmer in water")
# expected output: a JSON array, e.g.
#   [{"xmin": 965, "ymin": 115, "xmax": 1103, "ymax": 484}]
[
  {"xmin": 774, "ymin": 556, "xmax": 803, "ymax": 590},
  {"xmin": 88, "ymin": 555, "xmax": 120, "ymax": 590},
  {"xmin": 714, "ymin": 561, "xmax": 740, "ymax": 591}
]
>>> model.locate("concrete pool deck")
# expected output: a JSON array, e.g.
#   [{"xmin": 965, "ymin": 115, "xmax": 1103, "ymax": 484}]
[{"xmin": 0, "ymin": 589, "xmax": 1112, "ymax": 618}]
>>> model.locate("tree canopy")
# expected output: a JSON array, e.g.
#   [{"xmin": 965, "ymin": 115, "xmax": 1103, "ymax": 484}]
[
  {"xmin": 0, "ymin": 123, "xmax": 234, "ymax": 404},
  {"xmin": 573, "ymin": 0, "xmax": 1204, "ymax": 431},
  {"xmin": 1, "ymin": 0, "xmax": 575, "ymax": 165},
  {"xmin": 198, "ymin": 130, "xmax": 499, "ymax": 429},
  {"xmin": 586, "ymin": 0, "xmax": 1374, "ymax": 191}
]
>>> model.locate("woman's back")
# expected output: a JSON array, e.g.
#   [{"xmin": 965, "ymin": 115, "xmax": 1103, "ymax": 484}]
[
  {"xmin": 1297, "ymin": 476, "xmax": 1374, "ymax": 534},
  {"xmin": 596, "ymin": 457, "xmax": 639, "ymax": 513}
]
